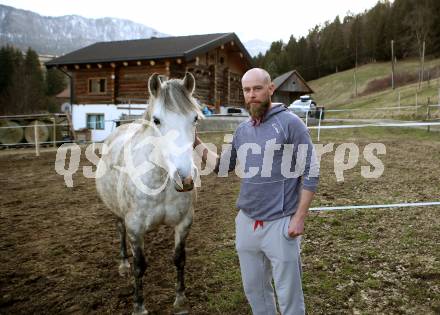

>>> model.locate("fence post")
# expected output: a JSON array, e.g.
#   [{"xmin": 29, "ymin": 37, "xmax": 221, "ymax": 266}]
[
  {"xmin": 34, "ymin": 123, "xmax": 40, "ymax": 157},
  {"xmin": 53, "ymin": 118, "xmax": 56, "ymax": 148},
  {"xmin": 317, "ymin": 108, "xmax": 323, "ymax": 142},
  {"xmin": 398, "ymin": 91, "xmax": 401, "ymax": 115},
  {"xmin": 426, "ymin": 97, "xmax": 431, "ymax": 132},
  {"xmin": 415, "ymin": 92, "xmax": 418, "ymax": 115}
]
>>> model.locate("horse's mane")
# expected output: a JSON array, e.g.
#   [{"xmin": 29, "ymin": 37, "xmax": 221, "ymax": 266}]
[{"xmin": 143, "ymin": 78, "xmax": 202, "ymax": 120}]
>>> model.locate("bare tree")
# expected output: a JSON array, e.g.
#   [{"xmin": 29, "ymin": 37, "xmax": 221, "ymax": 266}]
[{"xmin": 404, "ymin": 1, "xmax": 433, "ymax": 88}]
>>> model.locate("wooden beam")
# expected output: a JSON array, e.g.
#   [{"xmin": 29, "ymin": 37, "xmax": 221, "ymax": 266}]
[
  {"xmin": 195, "ymin": 57, "xmax": 200, "ymax": 66},
  {"xmin": 110, "ymin": 62, "xmax": 116, "ymax": 68},
  {"xmin": 123, "ymin": 62, "xmax": 128, "ymax": 67},
  {"xmin": 176, "ymin": 58, "xmax": 182, "ymax": 64},
  {"xmin": 97, "ymin": 63, "xmax": 102, "ymax": 69},
  {"xmin": 86, "ymin": 64, "xmax": 91, "ymax": 69},
  {"xmin": 74, "ymin": 65, "xmax": 80, "ymax": 70},
  {"xmin": 150, "ymin": 60, "xmax": 156, "ymax": 66},
  {"xmin": 230, "ymin": 41, "xmax": 235, "ymax": 46},
  {"xmin": 227, "ymin": 69, "xmax": 231, "ymax": 104},
  {"xmin": 137, "ymin": 61, "xmax": 142, "ymax": 66}
]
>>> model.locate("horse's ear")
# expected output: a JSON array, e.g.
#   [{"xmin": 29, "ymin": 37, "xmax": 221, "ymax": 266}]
[
  {"xmin": 182, "ymin": 72, "xmax": 195, "ymax": 95},
  {"xmin": 158, "ymin": 74, "xmax": 168, "ymax": 83},
  {"xmin": 148, "ymin": 73, "xmax": 161, "ymax": 97}
]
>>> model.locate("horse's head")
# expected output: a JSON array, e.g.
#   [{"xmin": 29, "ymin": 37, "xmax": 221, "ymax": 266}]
[{"xmin": 144, "ymin": 72, "xmax": 202, "ymax": 192}]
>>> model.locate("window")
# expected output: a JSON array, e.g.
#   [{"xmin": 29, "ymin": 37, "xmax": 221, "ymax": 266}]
[
  {"xmin": 88, "ymin": 78, "xmax": 107, "ymax": 94},
  {"xmin": 86, "ymin": 114, "xmax": 104, "ymax": 130}
]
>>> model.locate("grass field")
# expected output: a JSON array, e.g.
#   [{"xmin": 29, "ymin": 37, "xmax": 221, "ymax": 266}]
[
  {"xmin": 199, "ymin": 128, "xmax": 440, "ymax": 314},
  {"xmin": 308, "ymin": 57, "xmax": 440, "ymax": 120}
]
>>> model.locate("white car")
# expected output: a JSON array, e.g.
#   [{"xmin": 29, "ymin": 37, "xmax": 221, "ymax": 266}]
[{"xmin": 288, "ymin": 95, "xmax": 317, "ymax": 118}]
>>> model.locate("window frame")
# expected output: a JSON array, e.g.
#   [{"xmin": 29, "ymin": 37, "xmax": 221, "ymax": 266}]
[
  {"xmin": 86, "ymin": 113, "xmax": 105, "ymax": 130},
  {"xmin": 88, "ymin": 77, "xmax": 107, "ymax": 95}
]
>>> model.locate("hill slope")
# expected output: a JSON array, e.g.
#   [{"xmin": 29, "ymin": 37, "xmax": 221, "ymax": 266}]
[{"xmin": 309, "ymin": 58, "xmax": 440, "ymax": 115}]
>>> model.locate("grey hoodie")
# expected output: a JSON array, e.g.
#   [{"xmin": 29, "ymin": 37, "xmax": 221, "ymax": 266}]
[{"xmin": 220, "ymin": 104, "xmax": 319, "ymax": 221}]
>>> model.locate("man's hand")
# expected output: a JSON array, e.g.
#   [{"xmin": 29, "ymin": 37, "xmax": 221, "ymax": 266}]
[
  {"xmin": 193, "ymin": 133, "xmax": 201, "ymax": 149},
  {"xmin": 288, "ymin": 213, "xmax": 305, "ymax": 238},
  {"xmin": 193, "ymin": 134, "xmax": 220, "ymax": 172},
  {"xmin": 287, "ymin": 189, "xmax": 315, "ymax": 238}
]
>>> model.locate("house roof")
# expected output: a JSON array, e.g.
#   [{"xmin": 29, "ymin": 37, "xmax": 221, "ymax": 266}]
[
  {"xmin": 272, "ymin": 70, "xmax": 314, "ymax": 93},
  {"xmin": 46, "ymin": 33, "xmax": 253, "ymax": 67}
]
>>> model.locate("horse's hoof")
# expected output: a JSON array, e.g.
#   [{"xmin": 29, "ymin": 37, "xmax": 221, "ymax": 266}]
[
  {"xmin": 173, "ymin": 294, "xmax": 189, "ymax": 315},
  {"xmin": 132, "ymin": 305, "xmax": 148, "ymax": 315},
  {"xmin": 118, "ymin": 260, "xmax": 130, "ymax": 277}
]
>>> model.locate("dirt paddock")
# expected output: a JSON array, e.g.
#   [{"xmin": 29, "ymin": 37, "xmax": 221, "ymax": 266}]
[{"xmin": 1, "ymin": 129, "xmax": 439, "ymax": 314}]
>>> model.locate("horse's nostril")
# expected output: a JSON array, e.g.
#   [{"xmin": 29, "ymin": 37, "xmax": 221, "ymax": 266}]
[
  {"xmin": 182, "ymin": 176, "xmax": 193, "ymax": 186},
  {"xmin": 174, "ymin": 176, "xmax": 194, "ymax": 192}
]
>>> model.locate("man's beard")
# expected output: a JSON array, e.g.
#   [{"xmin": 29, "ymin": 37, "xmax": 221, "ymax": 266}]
[{"xmin": 246, "ymin": 97, "xmax": 271, "ymax": 122}]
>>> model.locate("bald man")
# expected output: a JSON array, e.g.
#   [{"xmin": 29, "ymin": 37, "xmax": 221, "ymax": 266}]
[{"xmin": 194, "ymin": 68, "xmax": 319, "ymax": 315}]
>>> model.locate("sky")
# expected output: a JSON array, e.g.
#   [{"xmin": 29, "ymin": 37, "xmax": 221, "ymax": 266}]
[{"xmin": 1, "ymin": 0, "xmax": 381, "ymax": 43}]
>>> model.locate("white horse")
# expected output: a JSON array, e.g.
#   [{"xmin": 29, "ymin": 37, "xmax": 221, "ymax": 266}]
[{"xmin": 96, "ymin": 73, "xmax": 202, "ymax": 315}]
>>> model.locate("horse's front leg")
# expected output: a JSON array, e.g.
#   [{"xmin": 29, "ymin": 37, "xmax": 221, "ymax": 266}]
[
  {"xmin": 117, "ymin": 218, "xmax": 130, "ymax": 277},
  {"xmin": 127, "ymin": 226, "xmax": 148, "ymax": 315},
  {"xmin": 173, "ymin": 215, "xmax": 192, "ymax": 314}
]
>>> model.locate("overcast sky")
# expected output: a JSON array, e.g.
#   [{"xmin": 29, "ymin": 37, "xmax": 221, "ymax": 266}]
[{"xmin": 1, "ymin": 0, "xmax": 381, "ymax": 42}]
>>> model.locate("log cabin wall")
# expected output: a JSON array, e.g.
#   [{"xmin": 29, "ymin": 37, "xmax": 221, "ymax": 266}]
[
  {"xmin": 74, "ymin": 68, "xmax": 114, "ymax": 104},
  {"xmin": 70, "ymin": 44, "xmax": 248, "ymax": 107},
  {"xmin": 117, "ymin": 63, "xmax": 167, "ymax": 103},
  {"xmin": 183, "ymin": 64, "xmax": 213, "ymax": 105},
  {"xmin": 185, "ymin": 45, "xmax": 246, "ymax": 107}
]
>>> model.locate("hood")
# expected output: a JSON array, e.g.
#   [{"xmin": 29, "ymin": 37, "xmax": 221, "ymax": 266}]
[{"xmin": 262, "ymin": 103, "xmax": 287, "ymax": 122}]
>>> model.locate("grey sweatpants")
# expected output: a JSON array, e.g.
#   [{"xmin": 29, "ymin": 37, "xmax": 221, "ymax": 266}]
[{"xmin": 235, "ymin": 210, "xmax": 305, "ymax": 315}]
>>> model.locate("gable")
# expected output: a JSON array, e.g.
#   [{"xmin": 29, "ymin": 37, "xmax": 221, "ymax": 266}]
[{"xmin": 273, "ymin": 71, "xmax": 313, "ymax": 94}]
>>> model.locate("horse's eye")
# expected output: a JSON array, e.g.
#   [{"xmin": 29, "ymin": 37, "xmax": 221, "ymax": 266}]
[
  {"xmin": 153, "ymin": 117, "xmax": 161, "ymax": 125},
  {"xmin": 193, "ymin": 116, "xmax": 198, "ymax": 123}
]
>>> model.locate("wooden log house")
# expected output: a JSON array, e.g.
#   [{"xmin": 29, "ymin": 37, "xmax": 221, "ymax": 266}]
[
  {"xmin": 272, "ymin": 70, "xmax": 314, "ymax": 105},
  {"xmin": 46, "ymin": 33, "xmax": 253, "ymax": 108}
]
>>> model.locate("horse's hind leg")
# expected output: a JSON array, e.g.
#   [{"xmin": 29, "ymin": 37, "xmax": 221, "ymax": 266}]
[
  {"xmin": 173, "ymin": 216, "xmax": 192, "ymax": 314},
  {"xmin": 117, "ymin": 218, "xmax": 130, "ymax": 277}
]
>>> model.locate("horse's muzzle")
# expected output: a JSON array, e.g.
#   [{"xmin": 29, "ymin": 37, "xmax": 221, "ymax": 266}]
[{"xmin": 174, "ymin": 176, "xmax": 194, "ymax": 192}]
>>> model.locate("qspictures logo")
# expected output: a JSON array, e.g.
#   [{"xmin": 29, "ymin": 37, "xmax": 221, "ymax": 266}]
[{"xmin": 55, "ymin": 124, "xmax": 386, "ymax": 195}]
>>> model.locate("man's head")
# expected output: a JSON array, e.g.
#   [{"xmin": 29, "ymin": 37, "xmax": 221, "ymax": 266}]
[{"xmin": 241, "ymin": 68, "xmax": 275, "ymax": 123}]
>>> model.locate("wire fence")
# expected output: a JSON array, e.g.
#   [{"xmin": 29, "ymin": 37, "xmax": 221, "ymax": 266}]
[{"xmin": 1, "ymin": 116, "xmax": 439, "ymax": 213}]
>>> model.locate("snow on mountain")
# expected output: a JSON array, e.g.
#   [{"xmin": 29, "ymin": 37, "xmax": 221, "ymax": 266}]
[
  {"xmin": 243, "ymin": 39, "xmax": 271, "ymax": 57},
  {"xmin": 0, "ymin": 4, "xmax": 269, "ymax": 59},
  {"xmin": 0, "ymin": 4, "xmax": 167, "ymax": 55}
]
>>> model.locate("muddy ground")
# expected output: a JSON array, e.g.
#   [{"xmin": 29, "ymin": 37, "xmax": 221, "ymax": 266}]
[
  {"xmin": 0, "ymin": 146, "xmax": 243, "ymax": 315},
  {"xmin": 1, "ymin": 129, "xmax": 439, "ymax": 314}
]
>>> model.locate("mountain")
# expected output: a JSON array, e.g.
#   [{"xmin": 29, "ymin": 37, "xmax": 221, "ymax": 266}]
[
  {"xmin": 0, "ymin": 4, "xmax": 167, "ymax": 56},
  {"xmin": 0, "ymin": 4, "xmax": 266, "ymax": 58},
  {"xmin": 243, "ymin": 39, "xmax": 271, "ymax": 57}
]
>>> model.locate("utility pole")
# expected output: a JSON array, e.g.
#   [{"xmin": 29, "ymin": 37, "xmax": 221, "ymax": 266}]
[{"xmin": 391, "ymin": 40, "xmax": 395, "ymax": 90}]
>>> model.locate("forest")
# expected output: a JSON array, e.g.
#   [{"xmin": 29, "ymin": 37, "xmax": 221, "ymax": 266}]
[{"xmin": 254, "ymin": 0, "xmax": 440, "ymax": 80}]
